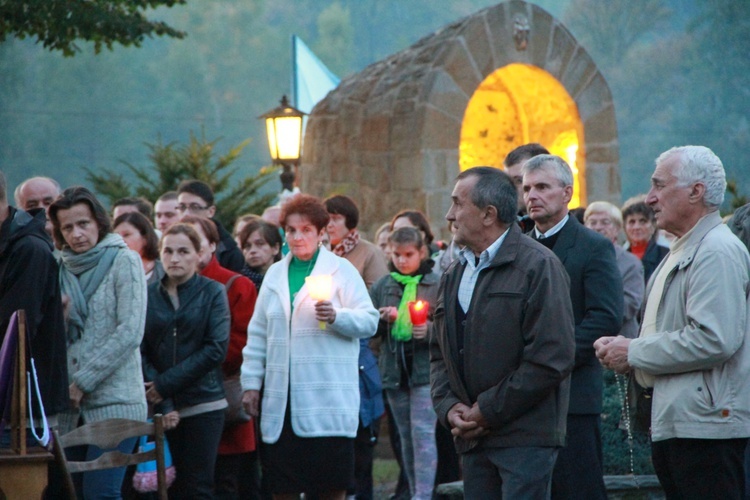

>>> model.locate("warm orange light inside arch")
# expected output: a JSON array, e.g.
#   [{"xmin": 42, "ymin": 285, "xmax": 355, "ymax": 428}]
[{"xmin": 459, "ymin": 63, "xmax": 586, "ymax": 208}]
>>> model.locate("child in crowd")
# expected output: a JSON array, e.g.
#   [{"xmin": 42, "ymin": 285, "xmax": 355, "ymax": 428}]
[{"xmin": 369, "ymin": 227, "xmax": 439, "ymax": 500}]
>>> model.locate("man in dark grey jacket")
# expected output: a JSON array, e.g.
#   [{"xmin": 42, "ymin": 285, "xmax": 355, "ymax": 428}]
[{"xmin": 430, "ymin": 167, "xmax": 575, "ymax": 498}]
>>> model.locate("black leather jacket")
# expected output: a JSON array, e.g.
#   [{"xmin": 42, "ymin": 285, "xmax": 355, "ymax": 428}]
[{"xmin": 142, "ymin": 273, "xmax": 230, "ymax": 414}]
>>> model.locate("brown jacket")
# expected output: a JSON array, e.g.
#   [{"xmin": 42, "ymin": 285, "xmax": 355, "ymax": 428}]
[
  {"xmin": 430, "ymin": 222, "xmax": 575, "ymax": 452},
  {"xmin": 342, "ymin": 238, "xmax": 388, "ymax": 289}
]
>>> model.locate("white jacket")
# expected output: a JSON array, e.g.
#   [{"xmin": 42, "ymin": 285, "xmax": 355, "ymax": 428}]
[
  {"xmin": 629, "ymin": 212, "xmax": 750, "ymax": 441},
  {"xmin": 241, "ymin": 247, "xmax": 378, "ymax": 443}
]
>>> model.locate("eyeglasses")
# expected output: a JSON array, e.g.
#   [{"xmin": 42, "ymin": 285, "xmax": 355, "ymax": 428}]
[
  {"xmin": 585, "ymin": 218, "xmax": 614, "ymax": 227},
  {"xmin": 176, "ymin": 203, "xmax": 209, "ymax": 212}
]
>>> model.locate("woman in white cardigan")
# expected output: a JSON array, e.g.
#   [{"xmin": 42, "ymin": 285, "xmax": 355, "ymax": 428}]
[
  {"xmin": 49, "ymin": 186, "xmax": 147, "ymax": 499},
  {"xmin": 241, "ymin": 194, "xmax": 378, "ymax": 500}
]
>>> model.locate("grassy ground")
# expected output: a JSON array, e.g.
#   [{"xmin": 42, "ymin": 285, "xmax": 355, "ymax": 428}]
[{"xmin": 372, "ymin": 458, "xmax": 400, "ymax": 499}]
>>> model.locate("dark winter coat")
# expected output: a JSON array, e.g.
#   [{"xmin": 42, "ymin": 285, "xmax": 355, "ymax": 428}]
[{"xmin": 0, "ymin": 207, "xmax": 69, "ymax": 416}]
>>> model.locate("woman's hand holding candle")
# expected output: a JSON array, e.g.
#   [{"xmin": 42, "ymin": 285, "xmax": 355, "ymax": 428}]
[
  {"xmin": 314, "ymin": 300, "xmax": 337, "ymax": 326},
  {"xmin": 306, "ymin": 275, "xmax": 333, "ymax": 329}
]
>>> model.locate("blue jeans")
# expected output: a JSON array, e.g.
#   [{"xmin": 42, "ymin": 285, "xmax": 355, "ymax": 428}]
[
  {"xmin": 463, "ymin": 446, "xmax": 559, "ymax": 499},
  {"xmin": 386, "ymin": 385, "xmax": 437, "ymax": 500},
  {"xmin": 66, "ymin": 435, "xmax": 139, "ymax": 499}
]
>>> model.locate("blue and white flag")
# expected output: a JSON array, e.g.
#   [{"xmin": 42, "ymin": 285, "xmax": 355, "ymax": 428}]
[{"xmin": 292, "ymin": 35, "xmax": 340, "ymax": 117}]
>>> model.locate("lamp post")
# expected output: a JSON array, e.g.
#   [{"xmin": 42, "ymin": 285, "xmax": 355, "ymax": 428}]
[{"xmin": 259, "ymin": 95, "xmax": 307, "ymax": 192}]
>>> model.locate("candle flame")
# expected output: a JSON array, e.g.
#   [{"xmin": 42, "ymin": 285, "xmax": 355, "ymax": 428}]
[
  {"xmin": 305, "ymin": 275, "xmax": 333, "ymax": 301},
  {"xmin": 414, "ymin": 300, "xmax": 425, "ymax": 311}
]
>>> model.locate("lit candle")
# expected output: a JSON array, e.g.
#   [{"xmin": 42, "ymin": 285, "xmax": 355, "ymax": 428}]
[
  {"xmin": 305, "ymin": 275, "xmax": 333, "ymax": 330},
  {"xmin": 408, "ymin": 300, "xmax": 429, "ymax": 326}
]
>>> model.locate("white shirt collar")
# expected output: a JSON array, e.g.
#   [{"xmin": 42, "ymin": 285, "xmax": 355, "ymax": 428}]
[{"xmin": 534, "ymin": 214, "xmax": 569, "ymax": 239}]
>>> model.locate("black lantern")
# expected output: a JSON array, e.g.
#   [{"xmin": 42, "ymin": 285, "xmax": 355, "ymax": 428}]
[{"xmin": 259, "ymin": 95, "xmax": 306, "ymax": 191}]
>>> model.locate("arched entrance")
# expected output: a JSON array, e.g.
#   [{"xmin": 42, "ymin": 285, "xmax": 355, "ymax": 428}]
[
  {"xmin": 459, "ymin": 63, "xmax": 586, "ymax": 207},
  {"xmin": 301, "ymin": 0, "xmax": 619, "ymax": 237}
]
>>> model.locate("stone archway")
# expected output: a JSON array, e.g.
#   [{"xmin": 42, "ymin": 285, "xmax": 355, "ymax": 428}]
[
  {"xmin": 300, "ymin": 0, "xmax": 619, "ymax": 237},
  {"xmin": 460, "ymin": 63, "xmax": 587, "ymax": 207}
]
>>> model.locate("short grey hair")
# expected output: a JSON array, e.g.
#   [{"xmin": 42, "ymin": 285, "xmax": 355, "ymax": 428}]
[
  {"xmin": 521, "ymin": 154, "xmax": 574, "ymax": 188},
  {"xmin": 656, "ymin": 146, "xmax": 726, "ymax": 208},
  {"xmin": 455, "ymin": 167, "xmax": 518, "ymax": 224},
  {"xmin": 584, "ymin": 201, "xmax": 623, "ymax": 229}
]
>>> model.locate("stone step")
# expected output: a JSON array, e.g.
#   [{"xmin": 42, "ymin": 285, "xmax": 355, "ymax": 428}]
[{"xmin": 435, "ymin": 475, "xmax": 663, "ymax": 499}]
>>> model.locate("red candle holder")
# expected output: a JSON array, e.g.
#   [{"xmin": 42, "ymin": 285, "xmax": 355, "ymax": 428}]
[{"xmin": 408, "ymin": 300, "xmax": 429, "ymax": 326}]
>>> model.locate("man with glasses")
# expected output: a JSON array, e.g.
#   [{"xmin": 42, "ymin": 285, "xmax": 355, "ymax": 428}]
[{"xmin": 177, "ymin": 179, "xmax": 245, "ymax": 273}]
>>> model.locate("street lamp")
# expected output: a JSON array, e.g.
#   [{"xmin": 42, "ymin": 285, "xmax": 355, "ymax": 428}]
[{"xmin": 259, "ymin": 95, "xmax": 307, "ymax": 192}]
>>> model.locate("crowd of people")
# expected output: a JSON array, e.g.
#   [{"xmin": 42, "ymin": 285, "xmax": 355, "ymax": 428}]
[{"xmin": 2, "ymin": 142, "xmax": 750, "ymax": 499}]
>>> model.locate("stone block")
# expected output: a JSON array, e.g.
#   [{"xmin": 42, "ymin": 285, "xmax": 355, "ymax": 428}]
[
  {"xmin": 426, "ymin": 188, "xmax": 454, "ymax": 238},
  {"xmin": 390, "ymin": 110, "xmax": 425, "ymax": 153},
  {"xmin": 434, "ymin": 39, "xmax": 482, "ymax": 97},
  {"xmin": 562, "ymin": 51, "xmax": 598, "ymax": 99},
  {"xmin": 422, "ymin": 150, "xmax": 442, "ymax": 190},
  {"xmin": 528, "ymin": 6, "xmax": 554, "ymax": 68},
  {"xmin": 586, "ymin": 161, "xmax": 621, "ymax": 202},
  {"xmin": 461, "ymin": 15, "xmax": 495, "ymax": 78},
  {"xmin": 393, "ymin": 97, "xmax": 416, "ymax": 116},
  {"xmin": 546, "ymin": 23, "xmax": 578, "ymax": 79},
  {"xmin": 421, "ymin": 107, "xmax": 462, "ymax": 150},
  {"xmin": 583, "ymin": 104, "xmax": 619, "ymax": 145},
  {"xmin": 576, "ymin": 73, "xmax": 614, "ymax": 120},
  {"xmin": 484, "ymin": 3, "xmax": 515, "ymax": 69},
  {"xmin": 361, "ymin": 114, "xmax": 391, "ymax": 153},
  {"xmin": 393, "ymin": 154, "xmax": 425, "ymax": 191},
  {"xmin": 358, "ymin": 151, "xmax": 392, "ymax": 194},
  {"xmin": 421, "ymin": 70, "xmax": 469, "ymax": 120}
]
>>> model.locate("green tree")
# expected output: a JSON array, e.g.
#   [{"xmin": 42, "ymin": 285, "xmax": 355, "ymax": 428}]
[
  {"xmin": 85, "ymin": 131, "xmax": 278, "ymax": 228},
  {"xmin": 0, "ymin": 0, "xmax": 187, "ymax": 56}
]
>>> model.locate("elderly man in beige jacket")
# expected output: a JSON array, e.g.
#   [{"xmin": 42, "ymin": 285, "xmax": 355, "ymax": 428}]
[{"xmin": 595, "ymin": 145, "xmax": 750, "ymax": 500}]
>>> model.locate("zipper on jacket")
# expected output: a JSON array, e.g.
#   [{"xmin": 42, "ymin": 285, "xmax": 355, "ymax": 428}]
[
  {"xmin": 172, "ymin": 326, "xmax": 177, "ymax": 366},
  {"xmin": 702, "ymin": 371, "xmax": 715, "ymax": 407}
]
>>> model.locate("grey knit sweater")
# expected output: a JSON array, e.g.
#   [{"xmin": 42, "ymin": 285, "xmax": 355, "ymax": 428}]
[{"xmin": 58, "ymin": 247, "xmax": 148, "ymax": 434}]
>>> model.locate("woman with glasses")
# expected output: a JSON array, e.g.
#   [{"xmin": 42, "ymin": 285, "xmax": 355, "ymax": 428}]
[{"xmin": 241, "ymin": 194, "xmax": 378, "ymax": 500}]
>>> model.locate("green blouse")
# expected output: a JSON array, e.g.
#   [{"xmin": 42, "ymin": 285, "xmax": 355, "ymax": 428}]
[{"xmin": 288, "ymin": 249, "xmax": 320, "ymax": 308}]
